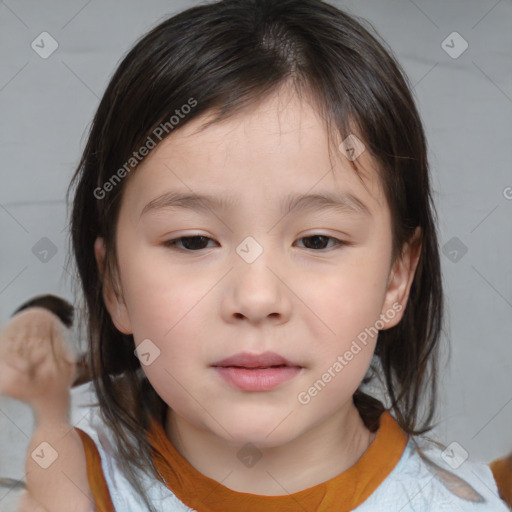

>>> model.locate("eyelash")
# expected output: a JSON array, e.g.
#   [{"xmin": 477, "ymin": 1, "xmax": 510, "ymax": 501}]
[{"xmin": 163, "ymin": 234, "xmax": 346, "ymax": 252}]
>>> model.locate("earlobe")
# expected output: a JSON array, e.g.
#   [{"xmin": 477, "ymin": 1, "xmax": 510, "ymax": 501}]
[
  {"xmin": 94, "ymin": 237, "xmax": 133, "ymax": 335},
  {"xmin": 380, "ymin": 227, "xmax": 422, "ymax": 329}
]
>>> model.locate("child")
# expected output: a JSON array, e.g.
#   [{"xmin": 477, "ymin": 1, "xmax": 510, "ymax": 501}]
[{"xmin": 1, "ymin": 0, "xmax": 509, "ymax": 510}]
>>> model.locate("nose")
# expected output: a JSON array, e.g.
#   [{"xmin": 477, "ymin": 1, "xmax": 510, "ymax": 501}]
[{"xmin": 221, "ymin": 245, "xmax": 292, "ymax": 326}]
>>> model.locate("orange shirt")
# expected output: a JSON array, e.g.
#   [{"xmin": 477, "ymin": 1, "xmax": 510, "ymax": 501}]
[{"xmin": 76, "ymin": 410, "xmax": 408, "ymax": 512}]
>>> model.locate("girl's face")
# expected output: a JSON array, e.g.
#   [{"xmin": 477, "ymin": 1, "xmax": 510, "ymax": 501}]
[{"xmin": 97, "ymin": 87, "xmax": 419, "ymax": 447}]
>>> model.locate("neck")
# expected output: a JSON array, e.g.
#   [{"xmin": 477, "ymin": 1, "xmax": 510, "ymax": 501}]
[{"xmin": 165, "ymin": 402, "xmax": 376, "ymax": 495}]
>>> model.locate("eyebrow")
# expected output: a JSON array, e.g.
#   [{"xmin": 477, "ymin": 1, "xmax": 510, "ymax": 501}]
[{"xmin": 140, "ymin": 190, "xmax": 371, "ymax": 218}]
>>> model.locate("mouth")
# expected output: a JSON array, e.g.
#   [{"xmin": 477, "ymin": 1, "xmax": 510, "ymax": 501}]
[
  {"xmin": 211, "ymin": 351, "xmax": 299, "ymax": 368},
  {"xmin": 211, "ymin": 351, "xmax": 302, "ymax": 391}
]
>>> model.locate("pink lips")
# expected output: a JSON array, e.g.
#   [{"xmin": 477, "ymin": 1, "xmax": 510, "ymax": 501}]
[{"xmin": 211, "ymin": 351, "xmax": 302, "ymax": 392}]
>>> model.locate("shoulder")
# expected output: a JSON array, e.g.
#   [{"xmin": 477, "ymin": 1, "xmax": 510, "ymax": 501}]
[
  {"xmin": 71, "ymin": 383, "xmax": 194, "ymax": 512},
  {"xmin": 355, "ymin": 434, "xmax": 510, "ymax": 511}
]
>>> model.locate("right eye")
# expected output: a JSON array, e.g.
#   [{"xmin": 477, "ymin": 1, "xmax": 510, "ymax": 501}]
[{"xmin": 163, "ymin": 236, "xmax": 218, "ymax": 252}]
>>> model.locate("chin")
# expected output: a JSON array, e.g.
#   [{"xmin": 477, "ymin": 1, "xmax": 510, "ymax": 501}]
[{"xmin": 212, "ymin": 419, "xmax": 299, "ymax": 449}]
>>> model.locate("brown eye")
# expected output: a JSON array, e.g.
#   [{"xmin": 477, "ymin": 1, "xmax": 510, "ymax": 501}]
[
  {"xmin": 163, "ymin": 234, "xmax": 345, "ymax": 253},
  {"xmin": 164, "ymin": 236, "xmax": 216, "ymax": 251},
  {"xmin": 295, "ymin": 235, "xmax": 344, "ymax": 250}
]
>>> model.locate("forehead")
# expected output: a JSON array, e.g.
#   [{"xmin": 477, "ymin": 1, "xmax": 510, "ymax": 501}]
[{"xmin": 125, "ymin": 88, "xmax": 386, "ymax": 215}]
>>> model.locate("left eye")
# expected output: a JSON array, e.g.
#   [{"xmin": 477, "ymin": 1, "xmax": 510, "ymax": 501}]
[
  {"xmin": 163, "ymin": 235, "xmax": 344, "ymax": 252},
  {"xmin": 294, "ymin": 235, "xmax": 344, "ymax": 250}
]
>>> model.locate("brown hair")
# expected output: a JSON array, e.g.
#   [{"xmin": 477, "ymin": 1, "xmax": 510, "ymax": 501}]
[
  {"xmin": 68, "ymin": 0, "xmax": 443, "ymax": 508},
  {"xmin": 13, "ymin": 294, "xmax": 74, "ymax": 327}
]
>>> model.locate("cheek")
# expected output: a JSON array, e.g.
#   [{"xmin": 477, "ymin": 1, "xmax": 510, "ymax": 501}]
[
  {"xmin": 306, "ymin": 256, "xmax": 390, "ymax": 345},
  {"xmin": 117, "ymin": 248, "xmax": 215, "ymax": 377},
  {"xmin": 117, "ymin": 244, "xmax": 198, "ymax": 335}
]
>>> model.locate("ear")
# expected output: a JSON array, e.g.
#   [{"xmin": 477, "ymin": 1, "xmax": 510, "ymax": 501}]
[
  {"xmin": 94, "ymin": 237, "xmax": 133, "ymax": 335},
  {"xmin": 380, "ymin": 227, "xmax": 422, "ymax": 329}
]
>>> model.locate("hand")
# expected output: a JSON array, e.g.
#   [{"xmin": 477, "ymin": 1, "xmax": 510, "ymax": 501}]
[{"xmin": 0, "ymin": 307, "xmax": 77, "ymax": 422}]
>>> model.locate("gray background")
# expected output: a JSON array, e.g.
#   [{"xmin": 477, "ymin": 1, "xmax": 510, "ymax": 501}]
[{"xmin": 1, "ymin": 0, "xmax": 511, "ymax": 508}]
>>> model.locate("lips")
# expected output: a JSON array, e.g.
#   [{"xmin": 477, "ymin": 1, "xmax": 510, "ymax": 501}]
[
  {"xmin": 211, "ymin": 351, "xmax": 298, "ymax": 369},
  {"xmin": 211, "ymin": 351, "xmax": 302, "ymax": 391}
]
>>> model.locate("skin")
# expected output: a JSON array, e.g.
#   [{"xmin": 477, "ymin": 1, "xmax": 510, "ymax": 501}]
[{"xmin": 98, "ymin": 85, "xmax": 421, "ymax": 495}]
